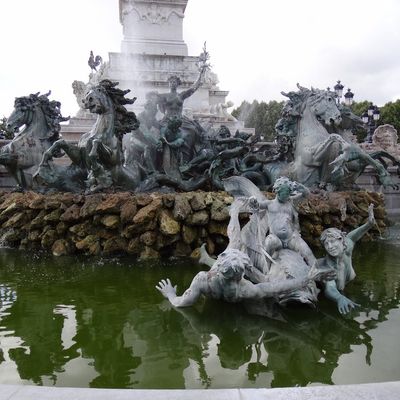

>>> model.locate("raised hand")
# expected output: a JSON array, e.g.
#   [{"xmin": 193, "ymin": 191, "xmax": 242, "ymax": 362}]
[
  {"xmin": 156, "ymin": 278, "xmax": 177, "ymax": 300},
  {"xmin": 248, "ymin": 196, "xmax": 259, "ymax": 212}
]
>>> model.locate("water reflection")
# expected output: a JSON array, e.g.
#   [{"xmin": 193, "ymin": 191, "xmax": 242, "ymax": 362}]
[{"xmin": 0, "ymin": 242, "xmax": 398, "ymax": 388}]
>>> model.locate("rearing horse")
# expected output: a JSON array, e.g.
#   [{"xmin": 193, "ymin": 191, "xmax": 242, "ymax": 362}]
[
  {"xmin": 2, "ymin": 92, "xmax": 68, "ymax": 189},
  {"xmin": 283, "ymin": 85, "xmax": 395, "ymax": 189},
  {"xmin": 37, "ymin": 80, "xmax": 141, "ymax": 193},
  {"xmin": 288, "ymin": 85, "xmax": 342, "ymax": 187}
]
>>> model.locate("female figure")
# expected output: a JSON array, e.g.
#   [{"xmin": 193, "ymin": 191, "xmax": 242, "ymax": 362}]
[{"xmin": 156, "ymin": 50, "xmax": 209, "ymax": 164}]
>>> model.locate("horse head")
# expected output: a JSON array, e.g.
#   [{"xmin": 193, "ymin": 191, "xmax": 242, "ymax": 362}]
[
  {"xmin": 6, "ymin": 93, "xmax": 41, "ymax": 134},
  {"xmin": 83, "ymin": 85, "xmax": 110, "ymax": 115},
  {"xmin": 307, "ymin": 89, "xmax": 342, "ymax": 126},
  {"xmin": 6, "ymin": 91, "xmax": 67, "ymax": 142}
]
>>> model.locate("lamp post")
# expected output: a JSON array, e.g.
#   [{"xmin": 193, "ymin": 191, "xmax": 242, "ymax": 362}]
[
  {"xmin": 333, "ymin": 80, "xmax": 354, "ymax": 107},
  {"xmin": 362, "ymin": 103, "xmax": 380, "ymax": 143}
]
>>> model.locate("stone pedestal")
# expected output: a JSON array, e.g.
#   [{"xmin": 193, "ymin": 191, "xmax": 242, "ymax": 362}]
[
  {"xmin": 65, "ymin": 0, "xmax": 249, "ymax": 136},
  {"xmin": 60, "ymin": 117, "xmax": 95, "ymax": 144},
  {"xmin": 356, "ymin": 166, "xmax": 400, "ymax": 221},
  {"xmin": 119, "ymin": 0, "xmax": 188, "ymax": 56},
  {"xmin": 103, "ymin": 51, "xmax": 226, "ymax": 115}
]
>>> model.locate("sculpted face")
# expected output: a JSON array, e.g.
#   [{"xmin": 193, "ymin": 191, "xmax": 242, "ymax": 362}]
[
  {"xmin": 323, "ymin": 235, "xmax": 345, "ymax": 257},
  {"xmin": 6, "ymin": 106, "xmax": 27, "ymax": 133},
  {"xmin": 84, "ymin": 90, "xmax": 105, "ymax": 114},
  {"xmin": 221, "ymin": 263, "xmax": 243, "ymax": 281},
  {"xmin": 218, "ymin": 250, "xmax": 248, "ymax": 282},
  {"xmin": 276, "ymin": 185, "xmax": 291, "ymax": 202},
  {"xmin": 168, "ymin": 77, "xmax": 181, "ymax": 91}
]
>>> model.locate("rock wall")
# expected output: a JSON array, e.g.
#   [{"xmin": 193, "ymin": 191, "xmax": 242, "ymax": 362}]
[{"xmin": 0, "ymin": 190, "xmax": 386, "ymax": 258}]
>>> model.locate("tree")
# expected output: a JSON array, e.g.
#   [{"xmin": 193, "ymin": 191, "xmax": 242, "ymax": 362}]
[
  {"xmin": 350, "ymin": 99, "xmax": 400, "ymax": 142},
  {"xmin": 349, "ymin": 101, "xmax": 370, "ymax": 141},
  {"xmin": 379, "ymin": 100, "xmax": 400, "ymax": 136},
  {"xmin": 232, "ymin": 100, "xmax": 284, "ymax": 141},
  {"xmin": 262, "ymin": 101, "xmax": 285, "ymax": 140},
  {"xmin": 350, "ymin": 100, "xmax": 371, "ymax": 118},
  {"xmin": 231, "ymin": 100, "xmax": 252, "ymax": 121},
  {"xmin": 0, "ymin": 117, "xmax": 13, "ymax": 140}
]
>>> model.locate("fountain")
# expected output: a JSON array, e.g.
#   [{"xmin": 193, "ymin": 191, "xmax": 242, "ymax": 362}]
[{"xmin": 0, "ymin": 0, "xmax": 399, "ymax": 397}]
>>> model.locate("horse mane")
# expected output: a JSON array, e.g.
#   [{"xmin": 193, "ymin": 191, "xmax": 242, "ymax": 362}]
[
  {"xmin": 98, "ymin": 80, "xmax": 140, "ymax": 140},
  {"xmin": 14, "ymin": 92, "xmax": 69, "ymax": 144}
]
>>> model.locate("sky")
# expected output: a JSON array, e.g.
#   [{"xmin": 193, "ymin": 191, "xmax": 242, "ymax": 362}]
[{"xmin": 1, "ymin": 0, "xmax": 400, "ymax": 118}]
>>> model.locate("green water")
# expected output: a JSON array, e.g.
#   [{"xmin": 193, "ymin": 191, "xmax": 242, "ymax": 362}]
[{"xmin": 0, "ymin": 241, "xmax": 399, "ymax": 389}]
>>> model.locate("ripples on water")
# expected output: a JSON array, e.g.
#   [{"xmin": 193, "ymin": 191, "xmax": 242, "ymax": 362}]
[{"xmin": 0, "ymin": 241, "xmax": 399, "ymax": 389}]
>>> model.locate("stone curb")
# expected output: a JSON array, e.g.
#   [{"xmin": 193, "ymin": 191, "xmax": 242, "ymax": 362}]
[{"xmin": 0, "ymin": 382, "xmax": 399, "ymax": 400}]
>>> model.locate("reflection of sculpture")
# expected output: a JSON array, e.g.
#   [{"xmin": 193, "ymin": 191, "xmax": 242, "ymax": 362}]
[
  {"xmin": 156, "ymin": 248, "xmax": 333, "ymax": 307},
  {"xmin": 318, "ymin": 204, "xmax": 376, "ymax": 314},
  {"xmin": 2, "ymin": 92, "xmax": 69, "ymax": 190},
  {"xmin": 1, "ymin": 241, "xmax": 399, "ymax": 387},
  {"xmin": 36, "ymin": 80, "xmax": 141, "ymax": 193}
]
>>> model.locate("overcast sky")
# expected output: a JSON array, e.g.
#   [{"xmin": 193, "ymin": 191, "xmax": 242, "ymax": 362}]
[{"xmin": 1, "ymin": 0, "xmax": 399, "ymax": 118}]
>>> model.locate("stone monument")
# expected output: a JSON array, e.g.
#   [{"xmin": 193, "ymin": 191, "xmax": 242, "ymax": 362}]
[
  {"xmin": 111, "ymin": 0, "xmax": 230, "ymax": 118},
  {"xmin": 62, "ymin": 0, "xmax": 246, "ymax": 142}
]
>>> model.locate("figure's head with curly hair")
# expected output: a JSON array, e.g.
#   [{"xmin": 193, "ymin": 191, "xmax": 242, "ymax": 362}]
[
  {"xmin": 273, "ymin": 176, "xmax": 294, "ymax": 203},
  {"xmin": 320, "ymin": 228, "xmax": 346, "ymax": 257},
  {"xmin": 168, "ymin": 75, "xmax": 182, "ymax": 91},
  {"xmin": 215, "ymin": 248, "xmax": 251, "ymax": 282}
]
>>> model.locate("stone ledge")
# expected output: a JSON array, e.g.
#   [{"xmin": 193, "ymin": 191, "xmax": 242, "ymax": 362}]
[
  {"xmin": 0, "ymin": 381, "xmax": 399, "ymax": 400},
  {"xmin": 0, "ymin": 190, "xmax": 386, "ymax": 258}
]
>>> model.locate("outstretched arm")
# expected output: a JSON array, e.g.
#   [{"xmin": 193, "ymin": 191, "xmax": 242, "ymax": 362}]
[
  {"xmin": 324, "ymin": 279, "xmax": 359, "ymax": 314},
  {"xmin": 180, "ymin": 67, "xmax": 206, "ymax": 100},
  {"xmin": 347, "ymin": 204, "xmax": 375, "ymax": 243},
  {"xmin": 156, "ymin": 272, "xmax": 207, "ymax": 307},
  {"xmin": 248, "ymin": 196, "xmax": 272, "ymax": 212},
  {"xmin": 241, "ymin": 266, "xmax": 336, "ymax": 300}
]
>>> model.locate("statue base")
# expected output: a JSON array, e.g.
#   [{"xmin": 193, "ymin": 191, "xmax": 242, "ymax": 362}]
[{"xmin": 0, "ymin": 190, "xmax": 386, "ymax": 258}]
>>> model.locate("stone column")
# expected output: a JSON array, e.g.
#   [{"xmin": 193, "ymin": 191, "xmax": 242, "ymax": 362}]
[{"xmin": 119, "ymin": 0, "xmax": 189, "ymax": 56}]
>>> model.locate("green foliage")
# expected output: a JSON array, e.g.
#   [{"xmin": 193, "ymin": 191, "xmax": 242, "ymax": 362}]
[
  {"xmin": 350, "ymin": 100, "xmax": 370, "ymax": 118},
  {"xmin": 232, "ymin": 100, "xmax": 284, "ymax": 140},
  {"xmin": 349, "ymin": 101, "xmax": 370, "ymax": 141},
  {"xmin": 379, "ymin": 100, "xmax": 400, "ymax": 135},
  {"xmin": 233, "ymin": 96, "xmax": 400, "ymax": 143},
  {"xmin": 350, "ymin": 99, "xmax": 400, "ymax": 142},
  {"xmin": 0, "ymin": 117, "xmax": 13, "ymax": 140},
  {"xmin": 231, "ymin": 100, "xmax": 251, "ymax": 120}
]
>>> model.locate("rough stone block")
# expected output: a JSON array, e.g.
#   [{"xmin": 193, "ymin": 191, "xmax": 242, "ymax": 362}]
[
  {"xmin": 186, "ymin": 210, "xmax": 209, "ymax": 226},
  {"xmin": 173, "ymin": 196, "xmax": 192, "ymax": 221},
  {"xmin": 159, "ymin": 210, "xmax": 180, "ymax": 235}
]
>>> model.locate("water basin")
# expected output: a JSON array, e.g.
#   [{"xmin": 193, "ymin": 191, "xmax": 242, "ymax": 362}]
[{"xmin": 0, "ymin": 241, "xmax": 399, "ymax": 389}]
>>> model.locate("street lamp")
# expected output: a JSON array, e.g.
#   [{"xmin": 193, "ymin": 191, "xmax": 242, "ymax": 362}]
[
  {"xmin": 344, "ymin": 88, "xmax": 354, "ymax": 107},
  {"xmin": 362, "ymin": 103, "xmax": 380, "ymax": 143},
  {"xmin": 333, "ymin": 80, "xmax": 354, "ymax": 107},
  {"xmin": 333, "ymin": 80, "xmax": 344, "ymax": 105}
]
